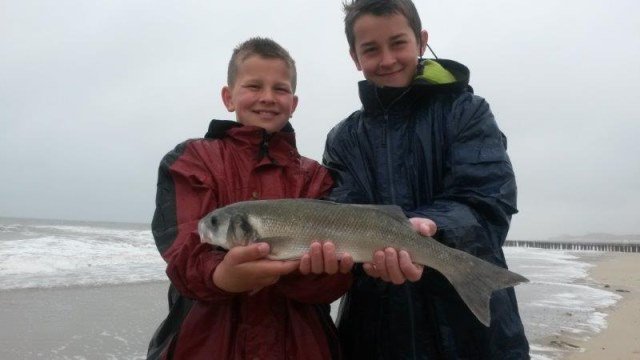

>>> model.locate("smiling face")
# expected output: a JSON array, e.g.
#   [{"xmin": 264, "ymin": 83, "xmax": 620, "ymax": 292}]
[
  {"xmin": 350, "ymin": 13, "xmax": 428, "ymax": 88},
  {"xmin": 222, "ymin": 55, "xmax": 298, "ymax": 133}
]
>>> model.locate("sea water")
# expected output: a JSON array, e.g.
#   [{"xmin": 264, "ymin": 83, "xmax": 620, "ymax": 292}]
[
  {"xmin": 0, "ymin": 217, "xmax": 621, "ymax": 359},
  {"xmin": 0, "ymin": 217, "xmax": 166, "ymax": 290}
]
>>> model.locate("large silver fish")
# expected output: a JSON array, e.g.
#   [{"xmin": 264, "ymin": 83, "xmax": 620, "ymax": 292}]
[{"xmin": 198, "ymin": 198, "xmax": 528, "ymax": 326}]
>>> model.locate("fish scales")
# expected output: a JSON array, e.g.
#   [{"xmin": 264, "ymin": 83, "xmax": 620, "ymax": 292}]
[
  {"xmin": 247, "ymin": 199, "xmax": 424, "ymax": 261},
  {"xmin": 198, "ymin": 198, "xmax": 528, "ymax": 327}
]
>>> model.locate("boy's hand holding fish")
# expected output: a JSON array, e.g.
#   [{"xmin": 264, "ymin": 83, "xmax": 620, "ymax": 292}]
[
  {"xmin": 213, "ymin": 241, "xmax": 355, "ymax": 293},
  {"xmin": 300, "ymin": 241, "xmax": 354, "ymax": 275},
  {"xmin": 212, "ymin": 242, "xmax": 298, "ymax": 293},
  {"xmin": 363, "ymin": 217, "xmax": 437, "ymax": 284}
]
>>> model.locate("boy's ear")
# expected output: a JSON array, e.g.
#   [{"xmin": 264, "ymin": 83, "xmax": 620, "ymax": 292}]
[
  {"xmin": 290, "ymin": 95, "xmax": 299, "ymax": 117},
  {"xmin": 221, "ymin": 86, "xmax": 235, "ymax": 112},
  {"xmin": 349, "ymin": 48, "xmax": 362, "ymax": 71},
  {"xmin": 419, "ymin": 30, "xmax": 429, "ymax": 57}
]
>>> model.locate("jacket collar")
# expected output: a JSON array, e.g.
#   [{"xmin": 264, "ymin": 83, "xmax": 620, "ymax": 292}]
[
  {"xmin": 205, "ymin": 120, "xmax": 295, "ymax": 140},
  {"xmin": 358, "ymin": 59, "xmax": 471, "ymax": 114},
  {"xmin": 204, "ymin": 119, "xmax": 299, "ymax": 165}
]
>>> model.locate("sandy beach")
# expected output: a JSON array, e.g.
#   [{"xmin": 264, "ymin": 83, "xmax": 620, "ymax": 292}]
[
  {"xmin": 0, "ymin": 251, "xmax": 638, "ymax": 359},
  {"xmin": 560, "ymin": 252, "xmax": 640, "ymax": 360},
  {"xmin": 0, "ymin": 281, "xmax": 170, "ymax": 360},
  {"xmin": 534, "ymin": 252, "xmax": 640, "ymax": 360}
]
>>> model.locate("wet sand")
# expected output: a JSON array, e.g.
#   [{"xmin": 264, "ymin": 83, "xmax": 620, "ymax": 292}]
[
  {"xmin": 0, "ymin": 281, "xmax": 170, "ymax": 360},
  {"xmin": 531, "ymin": 252, "xmax": 640, "ymax": 359},
  {"xmin": 562, "ymin": 252, "xmax": 640, "ymax": 359}
]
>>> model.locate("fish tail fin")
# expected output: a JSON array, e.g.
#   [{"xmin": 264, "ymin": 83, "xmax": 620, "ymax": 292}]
[{"xmin": 437, "ymin": 249, "xmax": 528, "ymax": 327}]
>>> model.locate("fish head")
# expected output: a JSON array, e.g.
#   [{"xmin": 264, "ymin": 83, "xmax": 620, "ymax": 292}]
[{"xmin": 198, "ymin": 207, "xmax": 259, "ymax": 249}]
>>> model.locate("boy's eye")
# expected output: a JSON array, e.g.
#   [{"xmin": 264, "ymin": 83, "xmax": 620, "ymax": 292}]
[
  {"xmin": 245, "ymin": 84, "xmax": 261, "ymax": 90},
  {"xmin": 275, "ymin": 87, "xmax": 291, "ymax": 94}
]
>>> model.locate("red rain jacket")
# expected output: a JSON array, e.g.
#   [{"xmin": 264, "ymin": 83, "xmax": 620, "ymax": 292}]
[{"xmin": 148, "ymin": 120, "xmax": 352, "ymax": 360}]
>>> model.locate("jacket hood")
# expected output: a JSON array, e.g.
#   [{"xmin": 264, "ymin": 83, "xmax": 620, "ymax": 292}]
[
  {"xmin": 205, "ymin": 119, "xmax": 295, "ymax": 140},
  {"xmin": 414, "ymin": 59, "xmax": 469, "ymax": 89},
  {"xmin": 358, "ymin": 59, "xmax": 471, "ymax": 113},
  {"xmin": 204, "ymin": 119, "xmax": 298, "ymax": 164}
]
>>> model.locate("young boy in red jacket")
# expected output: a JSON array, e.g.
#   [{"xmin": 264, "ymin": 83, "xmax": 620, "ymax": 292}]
[{"xmin": 147, "ymin": 37, "xmax": 354, "ymax": 360}]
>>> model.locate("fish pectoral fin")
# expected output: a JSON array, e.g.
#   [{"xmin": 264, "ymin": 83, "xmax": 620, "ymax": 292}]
[{"xmin": 259, "ymin": 236, "xmax": 300, "ymax": 260}]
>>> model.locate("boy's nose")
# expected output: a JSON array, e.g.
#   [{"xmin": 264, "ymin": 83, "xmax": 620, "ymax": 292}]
[
  {"xmin": 259, "ymin": 89, "xmax": 276, "ymax": 103},
  {"xmin": 379, "ymin": 48, "xmax": 396, "ymax": 68}
]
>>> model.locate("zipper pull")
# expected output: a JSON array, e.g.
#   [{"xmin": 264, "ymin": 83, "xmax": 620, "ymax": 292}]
[
  {"xmin": 382, "ymin": 113, "xmax": 388, "ymax": 148},
  {"xmin": 258, "ymin": 131, "xmax": 270, "ymax": 159}
]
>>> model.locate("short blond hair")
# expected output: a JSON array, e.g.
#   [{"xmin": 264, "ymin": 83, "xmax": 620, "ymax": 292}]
[{"xmin": 227, "ymin": 37, "xmax": 297, "ymax": 92}]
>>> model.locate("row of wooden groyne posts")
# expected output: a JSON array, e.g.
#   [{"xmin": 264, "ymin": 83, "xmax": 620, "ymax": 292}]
[{"xmin": 504, "ymin": 240, "xmax": 640, "ymax": 253}]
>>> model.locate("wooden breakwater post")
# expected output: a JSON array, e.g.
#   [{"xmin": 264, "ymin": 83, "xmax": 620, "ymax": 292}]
[{"xmin": 504, "ymin": 240, "xmax": 640, "ymax": 253}]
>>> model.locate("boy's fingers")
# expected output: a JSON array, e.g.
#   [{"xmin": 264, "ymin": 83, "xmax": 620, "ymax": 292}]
[
  {"xmin": 299, "ymin": 253, "xmax": 311, "ymax": 275},
  {"xmin": 384, "ymin": 248, "xmax": 405, "ymax": 285},
  {"xmin": 399, "ymin": 250, "xmax": 424, "ymax": 282},
  {"xmin": 373, "ymin": 250, "xmax": 390, "ymax": 282},
  {"xmin": 309, "ymin": 242, "xmax": 323, "ymax": 274},
  {"xmin": 362, "ymin": 262, "xmax": 379, "ymax": 278},
  {"xmin": 226, "ymin": 243, "xmax": 270, "ymax": 265},
  {"xmin": 409, "ymin": 217, "xmax": 437, "ymax": 237},
  {"xmin": 323, "ymin": 242, "xmax": 338, "ymax": 274},
  {"xmin": 256, "ymin": 259, "xmax": 300, "ymax": 276},
  {"xmin": 422, "ymin": 222, "xmax": 436, "ymax": 237},
  {"xmin": 339, "ymin": 253, "xmax": 354, "ymax": 274}
]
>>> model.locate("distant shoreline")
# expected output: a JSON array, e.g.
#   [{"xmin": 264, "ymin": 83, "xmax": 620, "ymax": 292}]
[{"xmin": 505, "ymin": 240, "xmax": 640, "ymax": 253}]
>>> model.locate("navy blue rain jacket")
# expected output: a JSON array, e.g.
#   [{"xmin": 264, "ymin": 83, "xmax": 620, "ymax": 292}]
[{"xmin": 323, "ymin": 59, "xmax": 530, "ymax": 359}]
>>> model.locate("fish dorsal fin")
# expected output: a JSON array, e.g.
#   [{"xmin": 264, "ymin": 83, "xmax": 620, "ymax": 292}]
[
  {"xmin": 278, "ymin": 199, "xmax": 410, "ymax": 226},
  {"xmin": 280, "ymin": 198, "xmax": 325, "ymax": 204},
  {"xmin": 350, "ymin": 204, "xmax": 410, "ymax": 225}
]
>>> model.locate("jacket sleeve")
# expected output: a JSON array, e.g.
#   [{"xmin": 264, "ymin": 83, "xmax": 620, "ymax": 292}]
[
  {"xmin": 406, "ymin": 94, "xmax": 517, "ymax": 267},
  {"xmin": 322, "ymin": 118, "xmax": 374, "ymax": 205},
  {"xmin": 152, "ymin": 141, "xmax": 235, "ymax": 302},
  {"xmin": 276, "ymin": 272, "xmax": 353, "ymax": 304}
]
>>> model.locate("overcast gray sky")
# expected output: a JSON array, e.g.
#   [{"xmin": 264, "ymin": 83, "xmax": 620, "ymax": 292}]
[{"xmin": 1, "ymin": 0, "xmax": 638, "ymax": 240}]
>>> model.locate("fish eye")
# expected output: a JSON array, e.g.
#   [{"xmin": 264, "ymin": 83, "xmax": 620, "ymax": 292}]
[{"xmin": 210, "ymin": 216, "xmax": 218, "ymax": 229}]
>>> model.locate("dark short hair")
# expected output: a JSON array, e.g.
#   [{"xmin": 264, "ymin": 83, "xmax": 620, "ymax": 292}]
[
  {"xmin": 227, "ymin": 37, "xmax": 297, "ymax": 92},
  {"xmin": 343, "ymin": 0, "xmax": 422, "ymax": 52}
]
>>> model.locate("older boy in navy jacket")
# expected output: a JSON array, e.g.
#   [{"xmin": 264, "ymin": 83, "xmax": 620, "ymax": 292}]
[{"xmin": 324, "ymin": 1, "xmax": 530, "ymax": 358}]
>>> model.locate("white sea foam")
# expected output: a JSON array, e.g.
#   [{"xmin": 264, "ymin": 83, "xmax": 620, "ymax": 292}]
[
  {"xmin": 504, "ymin": 247, "xmax": 620, "ymax": 359},
  {"xmin": 0, "ymin": 221, "xmax": 165, "ymax": 289},
  {"xmin": 32, "ymin": 223, "xmax": 153, "ymax": 241}
]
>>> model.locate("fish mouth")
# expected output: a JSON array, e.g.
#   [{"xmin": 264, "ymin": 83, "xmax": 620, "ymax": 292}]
[{"xmin": 197, "ymin": 221, "xmax": 213, "ymax": 244}]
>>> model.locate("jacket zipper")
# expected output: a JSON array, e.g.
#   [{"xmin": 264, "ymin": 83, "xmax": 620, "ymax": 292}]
[
  {"xmin": 376, "ymin": 87, "xmax": 417, "ymax": 357},
  {"xmin": 258, "ymin": 130, "xmax": 276, "ymax": 163},
  {"xmin": 377, "ymin": 87, "xmax": 409, "ymax": 204},
  {"xmin": 382, "ymin": 114, "xmax": 387, "ymax": 147},
  {"xmin": 383, "ymin": 112, "xmax": 397, "ymax": 202}
]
